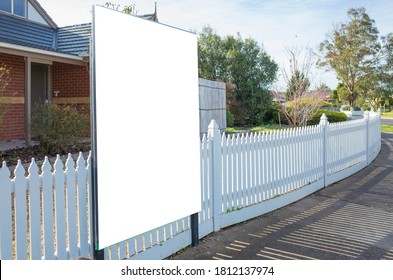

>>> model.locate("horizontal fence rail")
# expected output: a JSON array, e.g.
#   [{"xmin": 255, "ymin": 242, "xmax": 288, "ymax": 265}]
[{"xmin": 0, "ymin": 110, "xmax": 381, "ymax": 260}]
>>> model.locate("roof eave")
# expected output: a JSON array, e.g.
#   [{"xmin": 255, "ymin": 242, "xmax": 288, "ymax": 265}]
[{"xmin": 0, "ymin": 41, "xmax": 84, "ymax": 65}]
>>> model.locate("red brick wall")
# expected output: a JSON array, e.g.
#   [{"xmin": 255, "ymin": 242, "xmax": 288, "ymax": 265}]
[
  {"xmin": 0, "ymin": 58, "xmax": 91, "ymax": 142},
  {"xmin": 52, "ymin": 61, "xmax": 91, "ymax": 133},
  {"xmin": 0, "ymin": 53, "xmax": 25, "ymax": 141},
  {"xmin": 52, "ymin": 62, "xmax": 90, "ymax": 99}
]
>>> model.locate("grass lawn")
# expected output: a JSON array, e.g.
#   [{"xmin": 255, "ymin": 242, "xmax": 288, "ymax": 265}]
[
  {"xmin": 381, "ymin": 125, "xmax": 393, "ymax": 133},
  {"xmin": 381, "ymin": 111, "xmax": 393, "ymax": 118},
  {"xmin": 226, "ymin": 125, "xmax": 283, "ymax": 134}
]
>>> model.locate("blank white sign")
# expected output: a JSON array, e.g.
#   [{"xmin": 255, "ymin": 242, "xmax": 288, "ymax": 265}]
[{"xmin": 92, "ymin": 5, "xmax": 201, "ymax": 250}]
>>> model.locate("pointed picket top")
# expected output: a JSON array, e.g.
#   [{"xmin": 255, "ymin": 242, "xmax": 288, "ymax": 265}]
[
  {"xmin": 221, "ymin": 132, "xmax": 226, "ymax": 145},
  {"xmin": 54, "ymin": 155, "xmax": 64, "ymax": 172},
  {"xmin": 201, "ymin": 133, "xmax": 206, "ymax": 145},
  {"xmin": 235, "ymin": 133, "xmax": 240, "ymax": 144},
  {"xmin": 256, "ymin": 131, "xmax": 261, "ymax": 141},
  {"xmin": 14, "ymin": 160, "xmax": 25, "ymax": 178},
  {"xmin": 226, "ymin": 133, "xmax": 231, "ymax": 145},
  {"xmin": 231, "ymin": 133, "xmax": 236, "ymax": 144},
  {"xmin": 244, "ymin": 132, "xmax": 249, "ymax": 143},
  {"xmin": 65, "ymin": 153, "xmax": 74, "ymax": 171},
  {"xmin": 41, "ymin": 156, "xmax": 52, "ymax": 175},
  {"xmin": 0, "ymin": 160, "xmax": 10, "ymax": 179},
  {"xmin": 77, "ymin": 152, "xmax": 86, "ymax": 169},
  {"xmin": 28, "ymin": 158, "xmax": 39, "ymax": 175}
]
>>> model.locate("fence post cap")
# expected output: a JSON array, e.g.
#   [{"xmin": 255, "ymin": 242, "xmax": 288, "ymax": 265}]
[
  {"xmin": 208, "ymin": 119, "xmax": 220, "ymax": 130},
  {"xmin": 319, "ymin": 113, "xmax": 328, "ymax": 125}
]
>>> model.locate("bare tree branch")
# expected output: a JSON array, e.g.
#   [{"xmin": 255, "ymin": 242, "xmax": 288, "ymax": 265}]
[{"xmin": 274, "ymin": 47, "xmax": 325, "ymax": 127}]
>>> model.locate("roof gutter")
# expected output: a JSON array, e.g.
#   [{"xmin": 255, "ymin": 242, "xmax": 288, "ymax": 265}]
[{"xmin": 0, "ymin": 41, "xmax": 85, "ymax": 65}]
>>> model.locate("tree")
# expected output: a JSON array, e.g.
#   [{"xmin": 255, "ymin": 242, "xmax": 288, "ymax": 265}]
[
  {"xmin": 197, "ymin": 26, "xmax": 226, "ymax": 80},
  {"xmin": 318, "ymin": 8, "xmax": 382, "ymax": 107},
  {"xmin": 198, "ymin": 26, "xmax": 278, "ymax": 125},
  {"xmin": 273, "ymin": 48, "xmax": 325, "ymax": 127},
  {"xmin": 378, "ymin": 33, "xmax": 393, "ymax": 100}
]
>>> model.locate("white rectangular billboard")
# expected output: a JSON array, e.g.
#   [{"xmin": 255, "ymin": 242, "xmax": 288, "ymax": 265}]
[{"xmin": 92, "ymin": 5, "xmax": 201, "ymax": 250}]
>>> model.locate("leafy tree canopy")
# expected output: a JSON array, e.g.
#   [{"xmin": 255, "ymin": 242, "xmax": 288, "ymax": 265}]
[
  {"xmin": 318, "ymin": 7, "xmax": 393, "ymax": 107},
  {"xmin": 198, "ymin": 26, "xmax": 278, "ymax": 125}
]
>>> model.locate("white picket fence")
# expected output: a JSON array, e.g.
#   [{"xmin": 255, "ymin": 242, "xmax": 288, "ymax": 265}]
[
  {"xmin": 0, "ymin": 111, "xmax": 381, "ymax": 260},
  {"xmin": 0, "ymin": 154, "xmax": 93, "ymax": 260}
]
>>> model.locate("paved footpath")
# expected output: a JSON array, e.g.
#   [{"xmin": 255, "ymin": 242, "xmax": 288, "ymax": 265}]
[{"xmin": 172, "ymin": 133, "xmax": 393, "ymax": 260}]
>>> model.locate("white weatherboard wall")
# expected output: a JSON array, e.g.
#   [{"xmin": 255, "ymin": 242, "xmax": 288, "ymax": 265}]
[{"xmin": 93, "ymin": 6, "xmax": 200, "ymax": 249}]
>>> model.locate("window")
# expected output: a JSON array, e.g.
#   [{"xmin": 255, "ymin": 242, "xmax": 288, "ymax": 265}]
[
  {"xmin": 14, "ymin": 0, "xmax": 26, "ymax": 17},
  {"xmin": 0, "ymin": 0, "xmax": 26, "ymax": 17},
  {"xmin": 0, "ymin": 1, "xmax": 12, "ymax": 13}
]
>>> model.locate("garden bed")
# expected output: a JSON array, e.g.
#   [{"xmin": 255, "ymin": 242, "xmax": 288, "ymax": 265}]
[{"xmin": 0, "ymin": 141, "xmax": 91, "ymax": 167}]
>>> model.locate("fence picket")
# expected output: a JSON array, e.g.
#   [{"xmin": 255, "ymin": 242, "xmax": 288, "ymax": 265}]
[
  {"xmin": 65, "ymin": 154, "xmax": 78, "ymax": 260},
  {"xmin": 41, "ymin": 157, "xmax": 55, "ymax": 260},
  {"xmin": 28, "ymin": 159, "xmax": 41, "ymax": 260},
  {"xmin": 76, "ymin": 153, "xmax": 88, "ymax": 257},
  {"xmin": 262, "ymin": 133, "xmax": 267, "ymax": 200},
  {"xmin": 222, "ymin": 134, "xmax": 228, "ymax": 212},
  {"xmin": 54, "ymin": 155, "xmax": 67, "ymax": 259},
  {"xmin": 14, "ymin": 161, "xmax": 28, "ymax": 260},
  {"xmin": 0, "ymin": 162, "xmax": 13, "ymax": 259}
]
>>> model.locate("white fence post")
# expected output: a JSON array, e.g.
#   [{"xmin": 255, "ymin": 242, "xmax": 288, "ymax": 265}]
[
  {"xmin": 208, "ymin": 120, "xmax": 222, "ymax": 232},
  {"xmin": 319, "ymin": 114, "xmax": 329, "ymax": 187},
  {"xmin": 364, "ymin": 111, "xmax": 370, "ymax": 165}
]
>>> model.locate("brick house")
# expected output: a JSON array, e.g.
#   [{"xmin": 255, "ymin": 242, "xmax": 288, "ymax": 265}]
[{"xmin": 0, "ymin": 0, "xmax": 157, "ymax": 143}]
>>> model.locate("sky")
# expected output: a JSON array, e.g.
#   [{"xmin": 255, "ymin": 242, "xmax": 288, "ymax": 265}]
[{"xmin": 38, "ymin": 0, "xmax": 393, "ymax": 90}]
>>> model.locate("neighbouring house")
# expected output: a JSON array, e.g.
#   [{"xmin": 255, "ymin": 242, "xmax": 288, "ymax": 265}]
[{"xmin": 0, "ymin": 0, "xmax": 158, "ymax": 143}]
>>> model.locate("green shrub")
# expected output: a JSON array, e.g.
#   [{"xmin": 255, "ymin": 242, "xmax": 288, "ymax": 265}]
[
  {"xmin": 308, "ymin": 110, "xmax": 348, "ymax": 125},
  {"xmin": 226, "ymin": 110, "xmax": 235, "ymax": 128},
  {"xmin": 362, "ymin": 103, "xmax": 371, "ymax": 111},
  {"xmin": 321, "ymin": 101, "xmax": 335, "ymax": 107},
  {"xmin": 263, "ymin": 103, "xmax": 288, "ymax": 125},
  {"xmin": 31, "ymin": 103, "xmax": 90, "ymax": 154},
  {"xmin": 341, "ymin": 105, "xmax": 351, "ymax": 111}
]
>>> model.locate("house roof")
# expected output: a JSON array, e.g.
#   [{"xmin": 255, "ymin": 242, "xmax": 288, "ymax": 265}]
[
  {"xmin": 0, "ymin": 1, "xmax": 159, "ymax": 58},
  {"xmin": 57, "ymin": 23, "xmax": 91, "ymax": 56}
]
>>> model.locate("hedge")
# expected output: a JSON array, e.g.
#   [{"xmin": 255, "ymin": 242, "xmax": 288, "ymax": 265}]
[{"xmin": 308, "ymin": 110, "xmax": 348, "ymax": 125}]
